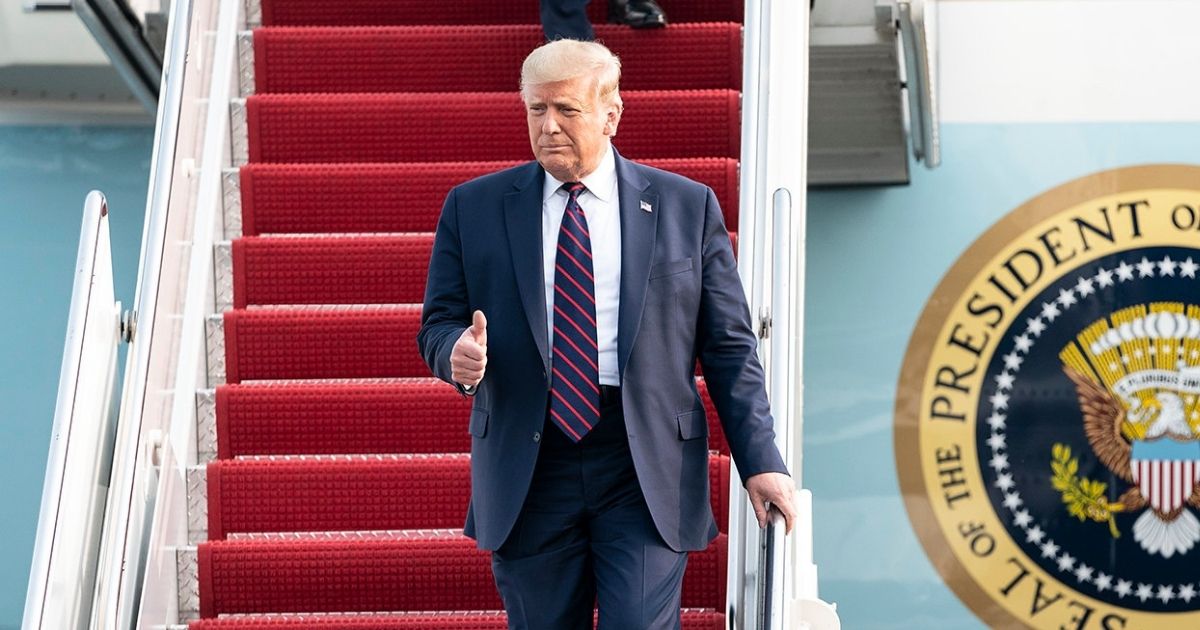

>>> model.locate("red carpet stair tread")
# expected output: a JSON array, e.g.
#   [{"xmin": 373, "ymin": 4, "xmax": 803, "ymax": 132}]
[
  {"xmin": 237, "ymin": 159, "xmax": 739, "ymax": 235},
  {"xmin": 188, "ymin": 611, "xmax": 726, "ymax": 629},
  {"xmin": 222, "ymin": 307, "xmax": 424, "ymax": 383},
  {"xmin": 246, "ymin": 91, "xmax": 741, "ymax": 163},
  {"xmin": 214, "ymin": 380, "xmax": 729, "ymax": 458},
  {"xmin": 206, "ymin": 454, "xmax": 730, "ymax": 539},
  {"xmin": 232, "ymin": 232, "xmax": 736, "ymax": 308},
  {"xmin": 222, "ymin": 243, "xmax": 736, "ymax": 382},
  {"xmin": 197, "ymin": 533, "xmax": 727, "ymax": 617},
  {"xmin": 231, "ymin": 235, "xmax": 433, "ymax": 308},
  {"xmin": 214, "ymin": 380, "xmax": 472, "ymax": 458},
  {"xmin": 253, "ymin": 24, "xmax": 741, "ymax": 94},
  {"xmin": 207, "ymin": 455, "xmax": 473, "ymax": 538},
  {"xmin": 257, "ymin": 0, "xmax": 740, "ymax": 27}
]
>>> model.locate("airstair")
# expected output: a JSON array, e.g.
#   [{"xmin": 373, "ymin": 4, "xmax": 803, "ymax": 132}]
[{"xmin": 24, "ymin": 0, "xmax": 843, "ymax": 628}]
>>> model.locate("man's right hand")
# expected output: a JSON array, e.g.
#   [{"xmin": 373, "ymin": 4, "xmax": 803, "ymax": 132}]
[{"xmin": 451, "ymin": 310, "xmax": 488, "ymax": 388}]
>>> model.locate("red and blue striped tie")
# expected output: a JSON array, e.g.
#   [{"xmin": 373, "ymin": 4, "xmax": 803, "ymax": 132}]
[{"xmin": 549, "ymin": 182, "xmax": 600, "ymax": 442}]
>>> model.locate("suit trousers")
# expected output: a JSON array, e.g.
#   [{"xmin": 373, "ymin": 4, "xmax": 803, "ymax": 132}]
[
  {"xmin": 540, "ymin": 0, "xmax": 595, "ymax": 41},
  {"xmin": 491, "ymin": 393, "xmax": 688, "ymax": 629}
]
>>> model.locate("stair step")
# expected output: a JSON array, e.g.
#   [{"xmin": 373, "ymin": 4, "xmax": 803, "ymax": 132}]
[
  {"xmin": 251, "ymin": 24, "xmax": 741, "ymax": 94},
  {"xmin": 218, "ymin": 310, "xmax": 736, "ymax": 450},
  {"xmin": 245, "ymin": 91, "xmax": 740, "ymax": 163},
  {"xmin": 207, "ymin": 454, "xmax": 471, "ymax": 538},
  {"xmin": 257, "ymin": 0, "xmax": 740, "ymax": 27},
  {"xmin": 229, "ymin": 232, "xmax": 739, "ymax": 309},
  {"xmin": 222, "ymin": 306, "xmax": 425, "ymax": 383},
  {"xmin": 188, "ymin": 609, "xmax": 725, "ymax": 629},
  {"xmin": 213, "ymin": 379, "xmax": 729, "ymax": 458},
  {"xmin": 216, "ymin": 299, "xmax": 736, "ymax": 385},
  {"xmin": 197, "ymin": 531, "xmax": 727, "ymax": 617},
  {"xmin": 231, "ymin": 235, "xmax": 433, "ymax": 308},
  {"xmin": 237, "ymin": 159, "xmax": 738, "ymax": 236},
  {"xmin": 213, "ymin": 380, "xmax": 471, "ymax": 458},
  {"xmin": 206, "ymin": 454, "xmax": 730, "ymax": 539}
]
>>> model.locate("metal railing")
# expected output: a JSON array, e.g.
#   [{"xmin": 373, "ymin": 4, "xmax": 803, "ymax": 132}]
[
  {"xmin": 758, "ymin": 508, "xmax": 787, "ymax": 630},
  {"xmin": 139, "ymin": 0, "xmax": 246, "ymax": 622},
  {"xmin": 760, "ymin": 491, "xmax": 838, "ymax": 630},
  {"xmin": 733, "ymin": 0, "xmax": 840, "ymax": 628},
  {"xmin": 87, "ymin": 0, "xmax": 238, "ymax": 625},
  {"xmin": 898, "ymin": 0, "xmax": 940, "ymax": 168},
  {"xmin": 22, "ymin": 192, "xmax": 124, "ymax": 630},
  {"xmin": 73, "ymin": 0, "xmax": 163, "ymax": 111}
]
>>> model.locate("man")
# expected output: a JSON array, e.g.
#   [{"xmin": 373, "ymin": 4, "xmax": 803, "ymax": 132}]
[
  {"xmin": 542, "ymin": 0, "xmax": 667, "ymax": 41},
  {"xmin": 418, "ymin": 39, "xmax": 795, "ymax": 629}
]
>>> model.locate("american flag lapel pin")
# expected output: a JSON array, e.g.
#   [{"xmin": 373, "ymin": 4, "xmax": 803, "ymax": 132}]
[{"xmin": 640, "ymin": 200, "xmax": 653, "ymax": 213}]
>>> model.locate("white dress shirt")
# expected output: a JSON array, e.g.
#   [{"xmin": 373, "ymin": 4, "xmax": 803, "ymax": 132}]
[{"xmin": 542, "ymin": 144, "xmax": 621, "ymax": 386}]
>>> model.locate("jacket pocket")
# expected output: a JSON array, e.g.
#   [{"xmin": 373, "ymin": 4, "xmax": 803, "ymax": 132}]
[
  {"xmin": 677, "ymin": 409, "xmax": 708, "ymax": 440},
  {"xmin": 649, "ymin": 257, "xmax": 693, "ymax": 280},
  {"xmin": 469, "ymin": 409, "xmax": 490, "ymax": 438}
]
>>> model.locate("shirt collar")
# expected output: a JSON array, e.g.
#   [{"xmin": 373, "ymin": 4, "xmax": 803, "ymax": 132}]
[{"xmin": 541, "ymin": 144, "xmax": 617, "ymax": 204}]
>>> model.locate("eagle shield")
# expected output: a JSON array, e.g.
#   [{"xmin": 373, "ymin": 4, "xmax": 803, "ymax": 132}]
[{"xmin": 1130, "ymin": 440, "xmax": 1200, "ymax": 514}]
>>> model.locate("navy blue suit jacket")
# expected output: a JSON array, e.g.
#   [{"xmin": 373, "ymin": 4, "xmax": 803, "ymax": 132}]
[{"xmin": 418, "ymin": 150, "xmax": 788, "ymax": 552}]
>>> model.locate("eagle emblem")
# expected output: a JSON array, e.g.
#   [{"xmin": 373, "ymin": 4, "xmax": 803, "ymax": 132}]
[{"xmin": 1059, "ymin": 303, "xmax": 1200, "ymax": 558}]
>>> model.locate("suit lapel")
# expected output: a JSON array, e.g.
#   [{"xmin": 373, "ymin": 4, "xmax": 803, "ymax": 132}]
[
  {"xmin": 504, "ymin": 163, "xmax": 551, "ymax": 375},
  {"xmin": 615, "ymin": 152, "xmax": 658, "ymax": 380}
]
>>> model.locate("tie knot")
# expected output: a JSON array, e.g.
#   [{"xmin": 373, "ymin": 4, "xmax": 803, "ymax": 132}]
[{"xmin": 564, "ymin": 182, "xmax": 586, "ymax": 199}]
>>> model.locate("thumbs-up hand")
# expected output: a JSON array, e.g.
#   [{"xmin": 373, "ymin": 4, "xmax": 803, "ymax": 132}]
[
  {"xmin": 451, "ymin": 310, "xmax": 488, "ymax": 388},
  {"xmin": 470, "ymin": 310, "xmax": 487, "ymax": 347}
]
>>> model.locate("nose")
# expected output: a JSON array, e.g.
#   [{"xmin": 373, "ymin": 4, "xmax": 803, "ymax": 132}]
[{"xmin": 541, "ymin": 111, "xmax": 561, "ymax": 135}]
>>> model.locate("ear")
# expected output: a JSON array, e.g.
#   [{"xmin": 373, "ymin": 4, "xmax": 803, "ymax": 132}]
[{"xmin": 603, "ymin": 102, "xmax": 623, "ymax": 137}]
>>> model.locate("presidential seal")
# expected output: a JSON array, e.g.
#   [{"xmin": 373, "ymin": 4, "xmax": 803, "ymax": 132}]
[{"xmin": 896, "ymin": 165, "xmax": 1200, "ymax": 629}]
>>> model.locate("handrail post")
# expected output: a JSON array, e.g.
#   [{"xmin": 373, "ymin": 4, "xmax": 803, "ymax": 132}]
[
  {"xmin": 22, "ymin": 192, "xmax": 123, "ymax": 630},
  {"xmin": 759, "ymin": 508, "xmax": 787, "ymax": 630}
]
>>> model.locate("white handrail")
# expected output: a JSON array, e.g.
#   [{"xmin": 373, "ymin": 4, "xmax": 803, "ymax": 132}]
[
  {"xmin": 727, "ymin": 0, "xmax": 772, "ymax": 625},
  {"xmin": 733, "ymin": 0, "xmax": 840, "ymax": 628},
  {"xmin": 137, "ymin": 0, "xmax": 243, "ymax": 622},
  {"xmin": 88, "ymin": 0, "xmax": 223, "ymax": 625},
  {"xmin": 22, "ymin": 191, "xmax": 123, "ymax": 630}
]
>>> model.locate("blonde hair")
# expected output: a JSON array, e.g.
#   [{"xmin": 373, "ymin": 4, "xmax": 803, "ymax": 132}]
[{"xmin": 520, "ymin": 39, "xmax": 622, "ymax": 107}]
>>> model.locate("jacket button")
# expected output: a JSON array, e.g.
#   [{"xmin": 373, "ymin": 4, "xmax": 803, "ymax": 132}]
[{"xmin": 533, "ymin": 432, "xmax": 542, "ymax": 443}]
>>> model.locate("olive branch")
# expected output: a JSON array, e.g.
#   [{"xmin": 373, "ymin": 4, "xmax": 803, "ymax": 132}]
[{"xmin": 1051, "ymin": 443, "xmax": 1124, "ymax": 538}]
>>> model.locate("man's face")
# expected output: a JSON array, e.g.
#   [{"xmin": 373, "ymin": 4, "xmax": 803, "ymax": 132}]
[{"xmin": 525, "ymin": 74, "xmax": 621, "ymax": 182}]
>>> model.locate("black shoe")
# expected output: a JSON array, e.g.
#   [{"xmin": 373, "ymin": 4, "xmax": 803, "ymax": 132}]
[{"xmin": 608, "ymin": 0, "xmax": 667, "ymax": 29}]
